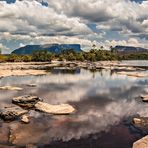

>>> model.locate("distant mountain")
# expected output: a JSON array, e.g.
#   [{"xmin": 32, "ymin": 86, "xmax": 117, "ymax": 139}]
[
  {"xmin": 115, "ymin": 45, "xmax": 148, "ymax": 53},
  {"xmin": 12, "ymin": 44, "xmax": 82, "ymax": 55}
]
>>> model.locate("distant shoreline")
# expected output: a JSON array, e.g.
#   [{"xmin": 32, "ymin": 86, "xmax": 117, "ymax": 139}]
[
  {"xmin": 0, "ymin": 61, "xmax": 147, "ymax": 78},
  {"xmin": 0, "ymin": 50, "xmax": 148, "ymax": 63}
]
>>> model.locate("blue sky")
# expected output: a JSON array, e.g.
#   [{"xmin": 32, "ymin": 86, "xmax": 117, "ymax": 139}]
[{"xmin": 0, "ymin": 0, "xmax": 148, "ymax": 53}]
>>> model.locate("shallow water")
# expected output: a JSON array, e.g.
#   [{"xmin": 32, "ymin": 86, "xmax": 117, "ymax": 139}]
[{"xmin": 0, "ymin": 65, "xmax": 148, "ymax": 148}]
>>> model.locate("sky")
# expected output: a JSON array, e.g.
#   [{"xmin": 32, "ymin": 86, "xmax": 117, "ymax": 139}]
[{"xmin": 0, "ymin": 0, "xmax": 148, "ymax": 53}]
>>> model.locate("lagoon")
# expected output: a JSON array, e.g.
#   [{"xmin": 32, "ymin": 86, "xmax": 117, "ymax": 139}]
[{"xmin": 0, "ymin": 61, "xmax": 148, "ymax": 148}]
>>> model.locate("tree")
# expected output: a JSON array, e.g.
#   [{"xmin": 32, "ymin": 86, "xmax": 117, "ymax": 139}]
[
  {"xmin": 32, "ymin": 50, "xmax": 53, "ymax": 62},
  {"xmin": 100, "ymin": 46, "xmax": 104, "ymax": 50},
  {"xmin": 7, "ymin": 54, "xmax": 21, "ymax": 62},
  {"xmin": 22, "ymin": 55, "xmax": 32, "ymax": 62},
  {"xmin": 92, "ymin": 44, "xmax": 96, "ymax": 50}
]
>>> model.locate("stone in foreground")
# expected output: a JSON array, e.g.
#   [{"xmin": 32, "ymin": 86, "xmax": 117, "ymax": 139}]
[
  {"xmin": 12, "ymin": 95, "xmax": 42, "ymax": 108},
  {"xmin": 141, "ymin": 95, "xmax": 148, "ymax": 102},
  {"xmin": 133, "ymin": 136, "xmax": 148, "ymax": 148},
  {"xmin": 0, "ymin": 86, "xmax": 23, "ymax": 91},
  {"xmin": 35, "ymin": 102, "xmax": 75, "ymax": 115},
  {"xmin": 21, "ymin": 115, "xmax": 30, "ymax": 124},
  {"xmin": 0, "ymin": 106, "xmax": 28, "ymax": 121}
]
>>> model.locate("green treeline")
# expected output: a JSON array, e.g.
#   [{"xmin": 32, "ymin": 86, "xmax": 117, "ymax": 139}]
[{"xmin": 0, "ymin": 49, "xmax": 148, "ymax": 62}]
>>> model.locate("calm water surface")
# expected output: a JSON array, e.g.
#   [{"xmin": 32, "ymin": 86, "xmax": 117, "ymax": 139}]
[{"xmin": 0, "ymin": 62, "xmax": 148, "ymax": 148}]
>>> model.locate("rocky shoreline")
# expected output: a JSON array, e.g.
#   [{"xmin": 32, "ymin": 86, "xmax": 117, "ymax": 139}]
[
  {"xmin": 0, "ymin": 95, "xmax": 76, "ymax": 122},
  {"xmin": 0, "ymin": 61, "xmax": 147, "ymax": 78}
]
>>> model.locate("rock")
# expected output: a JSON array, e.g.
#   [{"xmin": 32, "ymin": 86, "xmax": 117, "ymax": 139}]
[
  {"xmin": 133, "ymin": 136, "xmax": 148, "ymax": 148},
  {"xmin": 12, "ymin": 95, "xmax": 42, "ymax": 108},
  {"xmin": 8, "ymin": 120, "xmax": 47, "ymax": 146},
  {"xmin": 117, "ymin": 72, "xmax": 148, "ymax": 78},
  {"xmin": 133, "ymin": 117, "xmax": 148, "ymax": 127},
  {"xmin": 0, "ymin": 123, "xmax": 9, "ymax": 143},
  {"xmin": 133, "ymin": 118, "xmax": 142, "ymax": 124},
  {"xmin": 21, "ymin": 115, "xmax": 29, "ymax": 124},
  {"xmin": 141, "ymin": 95, "xmax": 148, "ymax": 102},
  {"xmin": 26, "ymin": 144, "xmax": 37, "ymax": 148},
  {"xmin": 27, "ymin": 84, "xmax": 37, "ymax": 87},
  {"xmin": 0, "ymin": 106, "xmax": 28, "ymax": 121},
  {"xmin": 35, "ymin": 102, "xmax": 76, "ymax": 115},
  {"xmin": 0, "ymin": 69, "xmax": 47, "ymax": 78},
  {"xmin": 0, "ymin": 145, "xmax": 16, "ymax": 148},
  {"xmin": 0, "ymin": 86, "xmax": 23, "ymax": 91}
]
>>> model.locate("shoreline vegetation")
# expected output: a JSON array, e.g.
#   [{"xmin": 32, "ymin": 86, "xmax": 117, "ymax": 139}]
[{"xmin": 0, "ymin": 49, "xmax": 148, "ymax": 62}]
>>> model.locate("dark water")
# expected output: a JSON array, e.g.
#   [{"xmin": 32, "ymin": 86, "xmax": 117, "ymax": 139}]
[{"xmin": 0, "ymin": 65, "xmax": 148, "ymax": 148}]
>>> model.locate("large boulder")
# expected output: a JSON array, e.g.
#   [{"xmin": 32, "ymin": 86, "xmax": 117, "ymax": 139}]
[
  {"xmin": 0, "ymin": 106, "xmax": 28, "ymax": 121},
  {"xmin": 35, "ymin": 102, "xmax": 76, "ymax": 115},
  {"xmin": 133, "ymin": 136, "xmax": 148, "ymax": 148},
  {"xmin": 12, "ymin": 95, "xmax": 42, "ymax": 108}
]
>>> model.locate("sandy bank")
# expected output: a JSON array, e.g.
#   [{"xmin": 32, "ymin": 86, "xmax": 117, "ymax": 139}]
[{"xmin": 0, "ymin": 61, "xmax": 147, "ymax": 78}]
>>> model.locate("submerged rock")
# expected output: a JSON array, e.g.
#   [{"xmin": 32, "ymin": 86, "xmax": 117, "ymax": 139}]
[
  {"xmin": 35, "ymin": 102, "xmax": 75, "ymax": 115},
  {"xmin": 12, "ymin": 95, "xmax": 42, "ymax": 108},
  {"xmin": 21, "ymin": 115, "xmax": 30, "ymax": 124},
  {"xmin": 0, "ymin": 145, "xmax": 16, "ymax": 148},
  {"xmin": 133, "ymin": 136, "xmax": 148, "ymax": 148},
  {"xmin": 141, "ymin": 95, "xmax": 148, "ymax": 102},
  {"xmin": 0, "ymin": 123, "xmax": 9, "ymax": 143},
  {"xmin": 0, "ymin": 86, "xmax": 23, "ymax": 91},
  {"xmin": 0, "ymin": 106, "xmax": 28, "ymax": 121}
]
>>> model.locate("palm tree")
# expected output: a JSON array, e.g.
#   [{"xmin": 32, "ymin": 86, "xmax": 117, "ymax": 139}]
[
  {"xmin": 100, "ymin": 46, "xmax": 104, "ymax": 50},
  {"xmin": 92, "ymin": 44, "xmax": 96, "ymax": 50}
]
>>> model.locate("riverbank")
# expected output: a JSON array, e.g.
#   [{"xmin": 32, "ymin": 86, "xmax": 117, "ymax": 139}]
[{"xmin": 0, "ymin": 61, "xmax": 147, "ymax": 78}]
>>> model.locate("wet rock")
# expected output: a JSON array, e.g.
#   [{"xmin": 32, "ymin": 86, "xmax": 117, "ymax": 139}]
[
  {"xmin": 0, "ymin": 145, "xmax": 16, "ymax": 148},
  {"xmin": 133, "ymin": 118, "xmax": 142, "ymax": 124},
  {"xmin": 27, "ymin": 84, "xmax": 37, "ymax": 87},
  {"xmin": 0, "ymin": 69, "xmax": 47, "ymax": 78},
  {"xmin": 141, "ymin": 95, "xmax": 148, "ymax": 102},
  {"xmin": 0, "ymin": 106, "xmax": 28, "ymax": 121},
  {"xmin": 12, "ymin": 95, "xmax": 42, "ymax": 108},
  {"xmin": 0, "ymin": 86, "xmax": 23, "ymax": 91},
  {"xmin": 21, "ymin": 115, "xmax": 30, "ymax": 124},
  {"xmin": 133, "ymin": 136, "xmax": 148, "ymax": 148},
  {"xmin": 26, "ymin": 144, "xmax": 37, "ymax": 148},
  {"xmin": 8, "ymin": 120, "xmax": 48, "ymax": 146},
  {"xmin": 0, "ymin": 123, "xmax": 9, "ymax": 143},
  {"xmin": 35, "ymin": 102, "xmax": 76, "ymax": 115},
  {"xmin": 117, "ymin": 72, "xmax": 148, "ymax": 78},
  {"xmin": 133, "ymin": 117, "xmax": 148, "ymax": 127}
]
